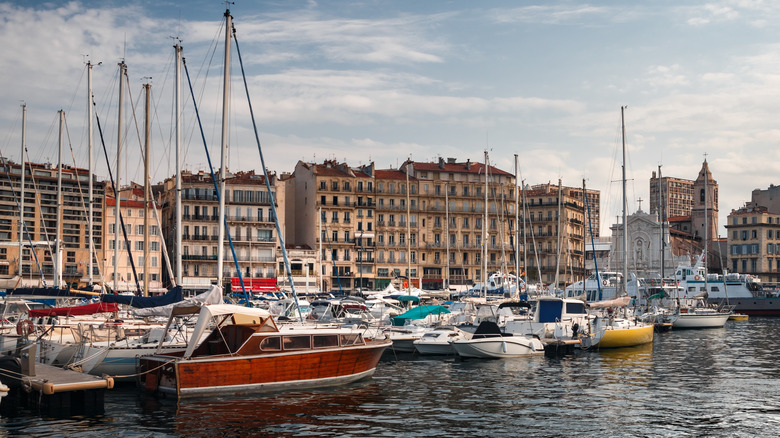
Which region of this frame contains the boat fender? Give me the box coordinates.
[572,323,579,337]
[501,341,507,354]
[16,319,34,336]
[43,382,55,395]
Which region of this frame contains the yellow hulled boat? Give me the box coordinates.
[729,313,749,321]
[594,318,654,349]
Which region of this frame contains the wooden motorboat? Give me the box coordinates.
[139,304,391,398]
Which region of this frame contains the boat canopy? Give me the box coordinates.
[101,286,183,308]
[183,303,273,358]
[390,304,450,326]
[588,296,631,308]
[28,301,119,317]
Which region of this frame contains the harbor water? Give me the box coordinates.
[2,318,780,437]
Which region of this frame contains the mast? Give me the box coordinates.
[174,43,183,287]
[554,178,562,291]
[621,106,628,296]
[658,165,664,278]
[445,180,450,291]
[217,9,232,288]
[18,104,26,279]
[406,164,411,294]
[143,82,151,296]
[56,110,64,288]
[483,150,488,298]
[318,206,323,291]
[87,62,95,286]
[514,154,519,294]
[703,156,708,291]
[521,178,528,288]
[114,61,126,293]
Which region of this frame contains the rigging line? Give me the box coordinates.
[120,73,145,294]
[0,155,47,287]
[0,108,22,153]
[23,134,56,264]
[93,83,141,296]
[183,56,248,301]
[63,113,105,283]
[234,22,305,320]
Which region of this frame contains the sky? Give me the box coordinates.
[1,0,780,237]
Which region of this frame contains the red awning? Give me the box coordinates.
[28,302,119,317]
[230,278,279,293]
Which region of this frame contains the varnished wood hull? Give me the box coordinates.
[139,339,390,398]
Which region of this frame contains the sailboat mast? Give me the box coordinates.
[704,155,708,289]
[521,179,528,288]
[174,44,183,287]
[445,181,450,291]
[621,106,628,296]
[658,165,664,278]
[56,110,64,288]
[406,165,411,293]
[115,61,126,293]
[87,62,94,286]
[514,154,519,293]
[217,9,232,288]
[483,150,488,298]
[143,83,151,296]
[18,104,26,279]
[555,178,562,290]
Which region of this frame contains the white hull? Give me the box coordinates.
[452,336,544,358]
[673,313,729,329]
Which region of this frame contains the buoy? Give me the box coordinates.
[16,319,34,336]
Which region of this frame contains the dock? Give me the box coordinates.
[542,338,581,357]
[0,343,113,416]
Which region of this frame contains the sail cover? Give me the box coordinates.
[28,301,119,317]
[101,285,183,308]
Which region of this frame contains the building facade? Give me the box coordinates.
[102,183,163,293]
[726,204,780,285]
[159,170,278,292]
[0,159,103,288]
[649,171,695,220]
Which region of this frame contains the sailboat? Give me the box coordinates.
[590,107,654,349]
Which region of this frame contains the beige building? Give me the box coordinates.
[726,204,780,285]
[520,182,586,288]
[374,167,419,289]
[102,183,164,293]
[649,171,695,220]
[0,159,103,288]
[159,170,278,293]
[404,158,517,289]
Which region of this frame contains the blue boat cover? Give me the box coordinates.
[390,304,451,326]
[101,286,183,308]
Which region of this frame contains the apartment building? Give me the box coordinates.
[649,171,695,220]
[403,158,517,289]
[519,182,586,288]
[726,204,780,284]
[102,183,163,293]
[374,168,419,289]
[158,170,278,292]
[0,158,103,288]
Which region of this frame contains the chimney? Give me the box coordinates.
[465,159,471,170]
[438,157,445,169]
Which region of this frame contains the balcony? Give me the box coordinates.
[182,254,217,261]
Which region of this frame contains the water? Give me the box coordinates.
[3,319,780,437]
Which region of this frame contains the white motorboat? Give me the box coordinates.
[673,302,731,329]
[413,326,467,355]
[451,321,544,358]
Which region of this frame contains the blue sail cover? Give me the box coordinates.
[101,286,183,308]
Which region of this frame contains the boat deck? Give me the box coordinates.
[23,363,114,395]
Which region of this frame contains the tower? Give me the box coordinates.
[691,159,718,243]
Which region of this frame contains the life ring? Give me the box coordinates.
[520,284,526,291]
[16,319,34,336]
[694,275,701,281]
[650,280,657,286]
[602,280,608,286]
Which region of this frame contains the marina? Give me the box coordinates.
[0,318,776,436]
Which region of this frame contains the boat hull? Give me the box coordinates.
[673,314,729,329]
[413,341,454,355]
[140,340,390,398]
[708,297,780,316]
[452,337,544,358]
[595,324,654,349]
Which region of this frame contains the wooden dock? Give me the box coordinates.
[542,338,581,357]
[0,343,113,417]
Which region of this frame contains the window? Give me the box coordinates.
[283,335,311,350]
[313,335,339,348]
[260,336,281,351]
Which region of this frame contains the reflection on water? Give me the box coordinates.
[3,319,780,437]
